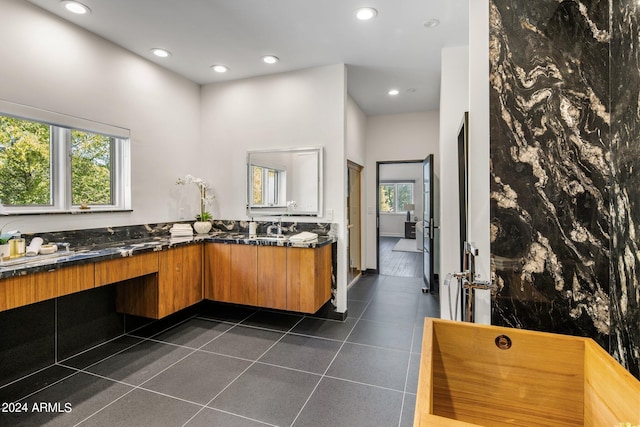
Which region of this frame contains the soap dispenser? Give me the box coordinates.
[249,218,257,237]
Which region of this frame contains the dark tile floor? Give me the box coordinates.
[0,274,439,427]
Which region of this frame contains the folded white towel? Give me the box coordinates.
[170,230,193,237]
[26,237,43,256]
[171,223,193,230]
[289,231,318,242]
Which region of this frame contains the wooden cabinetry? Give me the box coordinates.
[204,242,332,314]
[0,264,94,312]
[158,244,202,317]
[116,245,202,319]
[95,252,158,287]
[257,245,287,310]
[286,244,332,313]
[204,243,257,306]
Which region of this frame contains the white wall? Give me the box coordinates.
[364,111,439,270]
[199,64,349,312]
[468,0,491,324]
[0,0,201,233]
[439,46,469,320]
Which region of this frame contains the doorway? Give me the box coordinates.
[376,160,425,277]
[347,161,363,285]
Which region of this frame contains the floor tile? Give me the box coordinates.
[292,377,403,427]
[411,326,424,354]
[361,300,418,325]
[347,319,414,351]
[60,335,144,369]
[0,365,76,403]
[201,325,283,360]
[406,352,421,394]
[143,351,250,404]
[75,340,193,385]
[344,300,367,318]
[290,316,357,341]
[150,318,234,348]
[78,388,200,426]
[326,342,410,391]
[347,286,376,303]
[240,310,303,331]
[0,372,132,427]
[210,363,320,426]
[400,392,417,427]
[259,334,342,374]
[185,407,270,427]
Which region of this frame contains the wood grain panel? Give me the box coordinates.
[229,244,257,306]
[584,340,640,426]
[115,275,159,319]
[158,244,202,317]
[287,245,331,313]
[204,243,231,301]
[95,252,158,287]
[417,319,585,426]
[54,264,95,296]
[0,264,94,311]
[257,245,287,310]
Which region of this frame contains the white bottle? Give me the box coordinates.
[249,219,257,237]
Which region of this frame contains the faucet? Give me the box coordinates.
[266,217,283,236]
[453,242,494,323]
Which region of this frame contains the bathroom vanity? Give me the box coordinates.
[0,225,335,319]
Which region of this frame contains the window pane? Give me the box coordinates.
[0,115,51,206]
[266,169,277,205]
[379,184,395,212]
[71,130,113,205]
[397,183,413,211]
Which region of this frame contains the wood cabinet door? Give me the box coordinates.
[204,243,231,302]
[158,244,202,317]
[257,245,287,310]
[229,244,257,306]
[287,245,331,313]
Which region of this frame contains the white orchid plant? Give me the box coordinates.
[176,174,215,222]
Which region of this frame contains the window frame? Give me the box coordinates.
[251,164,286,208]
[379,181,414,214]
[0,100,131,215]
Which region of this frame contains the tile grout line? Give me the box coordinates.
[180,313,306,427]
[288,285,377,426]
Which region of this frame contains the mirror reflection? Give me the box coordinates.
[247,147,323,216]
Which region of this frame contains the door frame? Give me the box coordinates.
[347,160,363,285]
[376,159,425,274]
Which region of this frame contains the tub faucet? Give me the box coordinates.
[455,242,494,323]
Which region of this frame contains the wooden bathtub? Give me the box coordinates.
[414,319,640,427]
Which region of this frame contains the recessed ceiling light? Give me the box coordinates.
[211,65,229,73]
[388,89,400,96]
[424,19,440,28]
[150,48,171,58]
[262,55,279,64]
[355,7,378,21]
[61,1,90,15]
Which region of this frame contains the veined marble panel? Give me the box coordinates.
[610,0,640,378]
[489,0,611,349]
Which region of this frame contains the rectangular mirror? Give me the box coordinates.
[247,147,323,216]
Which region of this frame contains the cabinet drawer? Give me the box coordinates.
[95,252,159,287]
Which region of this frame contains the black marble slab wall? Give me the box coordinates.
[490,0,639,378]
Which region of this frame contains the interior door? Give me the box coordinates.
[423,154,435,292]
[347,161,363,284]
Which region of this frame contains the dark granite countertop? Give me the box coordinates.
[0,231,335,279]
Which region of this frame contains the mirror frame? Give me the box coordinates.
[246,147,323,217]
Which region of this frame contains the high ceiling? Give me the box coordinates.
[27,0,469,116]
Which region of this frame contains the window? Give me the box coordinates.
[251,165,285,207]
[379,181,414,213]
[0,102,130,214]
